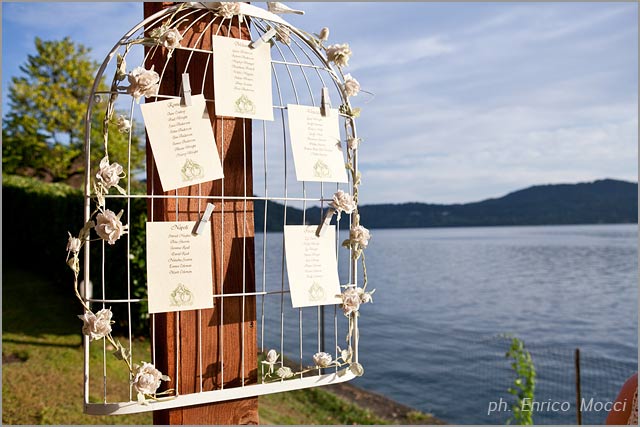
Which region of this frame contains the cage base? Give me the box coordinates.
[84,370,356,415]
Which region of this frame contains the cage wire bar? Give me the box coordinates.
[82,3,360,415]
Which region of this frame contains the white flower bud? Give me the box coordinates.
[318,27,330,42]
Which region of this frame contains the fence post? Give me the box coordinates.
[144,3,258,424]
[575,348,582,425]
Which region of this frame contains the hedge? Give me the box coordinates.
[2,174,149,335]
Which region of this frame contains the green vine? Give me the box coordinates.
[505,337,536,425]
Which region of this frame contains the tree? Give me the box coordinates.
[2,37,144,186]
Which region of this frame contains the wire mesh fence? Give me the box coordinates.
[455,334,636,425]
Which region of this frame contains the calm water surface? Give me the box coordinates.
[256,224,637,424]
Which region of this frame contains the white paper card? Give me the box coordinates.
[146,221,214,314]
[212,35,274,121]
[287,104,348,183]
[284,225,342,308]
[140,94,223,192]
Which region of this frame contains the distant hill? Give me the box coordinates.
[255,179,638,231]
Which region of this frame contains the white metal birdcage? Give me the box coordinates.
[81,2,364,415]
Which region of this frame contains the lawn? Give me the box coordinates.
[2,266,390,425]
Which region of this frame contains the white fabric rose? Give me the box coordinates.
[159,28,182,50]
[216,2,241,18]
[116,115,131,134]
[95,209,127,245]
[342,74,360,97]
[96,157,124,190]
[276,366,294,379]
[340,287,361,316]
[313,352,333,368]
[326,43,352,68]
[127,66,160,102]
[350,224,371,249]
[330,190,356,216]
[132,362,166,396]
[78,308,112,341]
[67,233,82,253]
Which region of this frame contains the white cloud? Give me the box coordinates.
[349,36,455,72]
[2,2,637,205]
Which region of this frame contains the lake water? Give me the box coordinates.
[255,224,638,424]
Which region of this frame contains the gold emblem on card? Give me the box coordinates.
[313,159,331,178]
[181,158,204,182]
[170,283,194,307]
[235,94,256,115]
[308,281,325,302]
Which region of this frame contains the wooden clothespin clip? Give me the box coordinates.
[315,208,336,237]
[192,203,215,235]
[249,27,277,49]
[180,73,192,107]
[320,87,331,117]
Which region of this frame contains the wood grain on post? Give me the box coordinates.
[144,3,258,424]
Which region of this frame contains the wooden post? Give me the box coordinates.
[575,348,582,425]
[144,3,258,424]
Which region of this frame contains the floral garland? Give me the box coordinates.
[67,2,374,403]
[262,22,375,381]
[66,3,189,405]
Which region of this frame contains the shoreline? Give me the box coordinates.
[262,350,446,424]
[324,381,446,425]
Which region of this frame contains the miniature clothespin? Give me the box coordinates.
[180,73,192,106]
[320,87,331,117]
[249,27,277,49]
[192,203,215,235]
[315,208,336,237]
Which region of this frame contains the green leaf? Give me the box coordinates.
[3,37,145,181]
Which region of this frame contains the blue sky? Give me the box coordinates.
[2,2,638,204]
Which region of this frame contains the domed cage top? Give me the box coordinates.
[79,2,366,415]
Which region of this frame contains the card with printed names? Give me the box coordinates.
[287,104,348,183]
[146,221,214,314]
[284,225,342,308]
[140,94,224,192]
[212,35,274,121]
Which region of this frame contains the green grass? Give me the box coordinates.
[2,266,393,425]
[260,387,388,425]
[2,267,152,425]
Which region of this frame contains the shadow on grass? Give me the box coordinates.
[3,266,80,337]
[2,337,80,348]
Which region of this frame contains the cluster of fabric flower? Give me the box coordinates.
[261,347,364,382]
